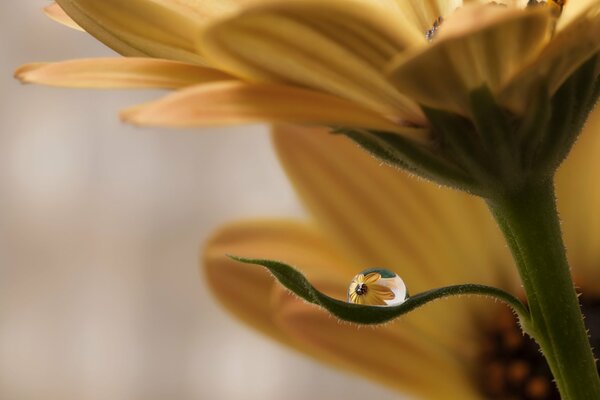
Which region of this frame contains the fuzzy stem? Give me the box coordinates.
[488,179,600,399]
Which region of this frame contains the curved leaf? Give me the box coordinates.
[230,256,529,325]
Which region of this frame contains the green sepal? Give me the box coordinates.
[333,128,480,195]
[536,56,600,174]
[230,256,529,325]
[514,82,551,173]
[421,106,497,190]
[468,87,519,185]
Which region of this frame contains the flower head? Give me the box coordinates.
[16,0,600,195]
[15,1,600,397]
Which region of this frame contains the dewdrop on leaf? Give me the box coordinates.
[348,268,407,306]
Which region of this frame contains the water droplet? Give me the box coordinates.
[347,268,407,306]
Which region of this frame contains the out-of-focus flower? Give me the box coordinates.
[15,1,600,141]
[203,108,600,399]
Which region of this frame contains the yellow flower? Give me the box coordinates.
[15,0,600,142]
[203,108,600,399]
[347,270,406,306]
[13,2,600,396]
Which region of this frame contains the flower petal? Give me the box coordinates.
[272,124,518,347]
[200,0,424,121]
[43,2,84,31]
[363,272,382,285]
[54,0,219,63]
[203,219,356,344]
[387,4,553,114]
[272,124,514,291]
[391,0,462,33]
[558,0,599,30]
[556,105,600,292]
[14,58,233,89]
[501,1,600,110]
[274,291,482,399]
[120,81,426,139]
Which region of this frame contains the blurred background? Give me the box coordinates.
[0,2,401,399]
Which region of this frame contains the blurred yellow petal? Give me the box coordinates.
[203,219,356,343]
[200,0,424,120]
[392,0,462,32]
[558,0,599,30]
[387,4,553,114]
[15,58,233,89]
[274,291,481,399]
[43,2,83,31]
[556,106,600,291]
[121,81,425,138]
[55,0,213,63]
[272,124,516,351]
[272,125,513,292]
[501,2,600,110]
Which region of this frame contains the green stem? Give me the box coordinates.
[487,180,600,399]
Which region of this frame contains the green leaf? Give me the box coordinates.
[230,256,529,325]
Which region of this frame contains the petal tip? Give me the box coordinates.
[119,108,140,124]
[43,2,84,31]
[119,105,155,127]
[13,63,43,84]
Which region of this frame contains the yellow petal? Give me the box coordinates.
[120,81,425,139]
[203,218,356,344]
[556,105,600,293]
[274,291,481,399]
[200,0,424,121]
[272,124,513,291]
[370,284,395,298]
[363,272,381,285]
[501,1,600,110]
[43,2,84,31]
[558,0,600,30]
[55,0,216,63]
[392,0,462,33]
[355,283,395,305]
[15,58,233,89]
[387,4,553,114]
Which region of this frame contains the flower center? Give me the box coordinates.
[355,283,368,295]
[478,294,600,399]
